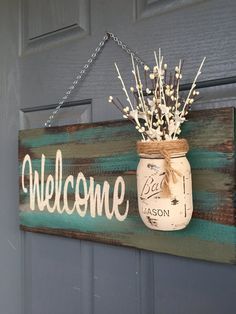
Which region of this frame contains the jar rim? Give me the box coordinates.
[137,138,189,156]
[139,152,187,158]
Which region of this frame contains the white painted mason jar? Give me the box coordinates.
[136,139,193,231]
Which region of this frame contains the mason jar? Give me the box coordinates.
[136,139,193,231]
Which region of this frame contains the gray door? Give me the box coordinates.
[0,0,236,313]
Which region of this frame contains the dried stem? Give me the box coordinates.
[114,62,134,111]
[181,57,206,116]
[175,59,182,111]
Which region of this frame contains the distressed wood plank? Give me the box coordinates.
[19,107,236,264]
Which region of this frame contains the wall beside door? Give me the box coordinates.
[0,1,22,314]
[0,0,235,314]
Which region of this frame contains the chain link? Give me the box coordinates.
[107,32,145,66]
[45,32,146,127]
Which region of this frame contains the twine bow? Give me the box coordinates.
[159,149,181,198]
[137,139,189,198]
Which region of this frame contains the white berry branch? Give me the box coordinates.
[109,51,206,142]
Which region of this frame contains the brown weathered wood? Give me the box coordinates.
[19,107,236,264]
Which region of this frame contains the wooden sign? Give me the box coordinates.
[19,107,236,264]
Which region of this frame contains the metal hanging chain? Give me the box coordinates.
[45,32,146,127]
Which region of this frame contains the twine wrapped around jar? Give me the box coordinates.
[137,139,189,198]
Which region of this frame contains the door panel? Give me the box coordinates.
[20,100,91,128]
[154,254,236,314]
[93,245,141,314]
[0,0,235,313]
[24,234,81,314]
[20,0,90,54]
[93,248,156,314]
[27,0,81,39]
[20,0,236,313]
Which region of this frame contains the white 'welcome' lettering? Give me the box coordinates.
[21,149,129,222]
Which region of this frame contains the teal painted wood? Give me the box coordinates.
[19,107,236,264]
